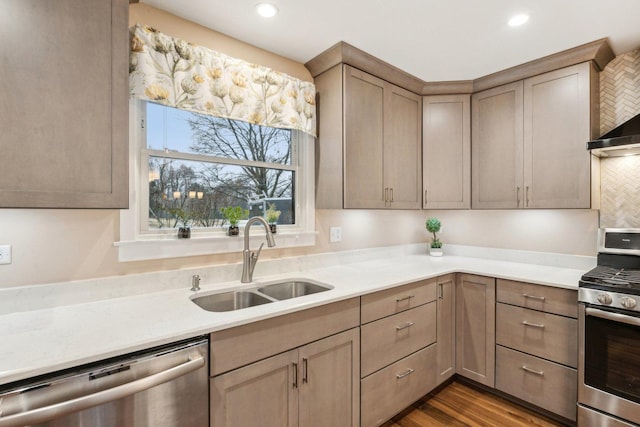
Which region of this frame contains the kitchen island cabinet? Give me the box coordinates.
[0,0,129,208]
[315,64,422,209]
[422,95,471,209]
[472,62,597,209]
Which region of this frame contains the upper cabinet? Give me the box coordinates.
[315,64,422,209]
[423,95,471,209]
[0,0,129,208]
[472,62,597,209]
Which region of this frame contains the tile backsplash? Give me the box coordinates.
[600,156,640,228]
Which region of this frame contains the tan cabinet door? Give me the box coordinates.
[423,95,471,209]
[472,81,524,209]
[456,274,496,387]
[523,62,594,208]
[436,274,456,385]
[343,66,386,208]
[298,328,360,427]
[385,85,422,209]
[211,350,299,427]
[0,0,128,208]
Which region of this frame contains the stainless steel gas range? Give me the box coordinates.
[578,228,640,426]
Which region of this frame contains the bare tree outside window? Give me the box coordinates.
[145,103,295,231]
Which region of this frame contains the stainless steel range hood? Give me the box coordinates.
[587,113,640,157]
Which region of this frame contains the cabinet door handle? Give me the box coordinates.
[438,283,443,299]
[516,186,520,207]
[521,365,544,376]
[396,295,414,303]
[302,358,308,384]
[390,187,394,203]
[522,293,546,301]
[424,189,428,206]
[525,186,530,207]
[396,321,415,331]
[521,320,545,329]
[292,362,298,388]
[396,368,415,379]
[384,187,389,206]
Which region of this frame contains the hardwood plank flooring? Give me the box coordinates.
[381,381,567,427]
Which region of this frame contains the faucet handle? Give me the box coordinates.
[253,243,265,261]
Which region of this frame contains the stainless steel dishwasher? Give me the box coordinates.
[0,337,208,427]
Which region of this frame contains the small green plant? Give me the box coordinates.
[220,206,249,227]
[425,217,442,248]
[265,203,281,224]
[167,207,191,228]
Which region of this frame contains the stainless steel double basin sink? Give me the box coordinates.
[191,280,333,312]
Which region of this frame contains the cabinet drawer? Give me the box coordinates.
[496,303,577,367]
[361,302,436,377]
[497,279,577,318]
[361,344,437,427]
[361,279,437,324]
[210,298,360,376]
[496,345,577,421]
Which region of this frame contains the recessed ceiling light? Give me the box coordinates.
[508,14,529,27]
[256,3,279,18]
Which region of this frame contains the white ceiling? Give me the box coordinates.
[141,0,640,82]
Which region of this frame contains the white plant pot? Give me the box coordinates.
[429,247,443,257]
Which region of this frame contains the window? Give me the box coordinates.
[117,100,315,262]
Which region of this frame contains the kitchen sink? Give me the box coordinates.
[191,279,333,312]
[191,290,273,312]
[257,281,332,300]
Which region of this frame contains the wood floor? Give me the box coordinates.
[381,381,568,427]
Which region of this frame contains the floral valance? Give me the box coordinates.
[129,24,316,137]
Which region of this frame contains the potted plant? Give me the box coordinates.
[220,206,249,236]
[426,217,443,256]
[168,207,192,239]
[265,203,281,233]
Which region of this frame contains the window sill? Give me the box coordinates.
[115,230,316,262]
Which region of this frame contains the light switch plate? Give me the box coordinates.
[0,245,11,265]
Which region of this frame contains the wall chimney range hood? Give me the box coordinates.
[588,113,640,157]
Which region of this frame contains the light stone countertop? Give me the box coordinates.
[0,244,595,387]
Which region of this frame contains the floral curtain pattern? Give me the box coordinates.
[129,24,316,137]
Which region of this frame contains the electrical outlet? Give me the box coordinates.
[0,245,11,265]
[329,227,342,243]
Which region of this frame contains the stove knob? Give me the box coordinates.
[620,297,637,309]
[597,293,613,305]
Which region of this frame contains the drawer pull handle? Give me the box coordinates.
[292,362,298,389]
[522,293,546,301]
[396,368,415,379]
[396,295,414,303]
[396,322,415,331]
[521,365,544,376]
[521,320,545,329]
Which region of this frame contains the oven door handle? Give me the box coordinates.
[586,307,640,327]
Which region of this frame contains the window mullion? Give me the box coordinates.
[144,148,296,172]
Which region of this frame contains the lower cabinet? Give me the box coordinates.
[495,279,578,422]
[361,344,437,427]
[455,274,496,387]
[211,328,360,427]
[436,274,456,385]
[495,346,577,421]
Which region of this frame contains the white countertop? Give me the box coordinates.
[0,245,593,387]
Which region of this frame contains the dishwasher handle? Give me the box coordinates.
[0,354,205,427]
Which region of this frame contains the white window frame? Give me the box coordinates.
[116,100,316,262]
